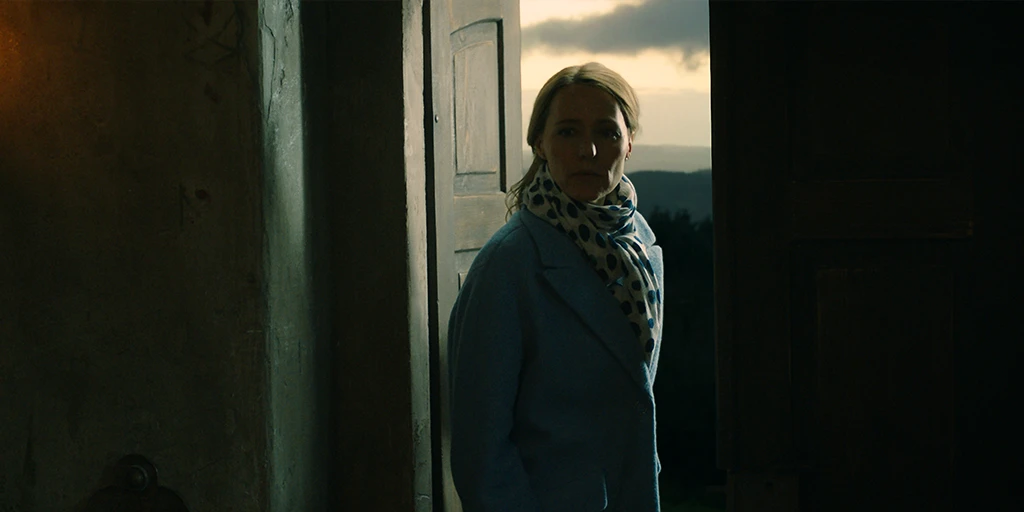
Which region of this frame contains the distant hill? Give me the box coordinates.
[522,144,711,173]
[627,145,711,173]
[628,169,712,221]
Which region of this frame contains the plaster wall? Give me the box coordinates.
[0,2,269,508]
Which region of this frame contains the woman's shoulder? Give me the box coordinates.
[632,210,657,246]
[468,210,541,274]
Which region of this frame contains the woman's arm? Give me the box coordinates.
[447,242,540,512]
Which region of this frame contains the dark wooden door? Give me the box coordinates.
[427,0,522,510]
[710,1,1024,510]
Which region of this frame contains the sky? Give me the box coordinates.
[519,0,711,148]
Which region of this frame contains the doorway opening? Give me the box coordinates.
[519,1,722,510]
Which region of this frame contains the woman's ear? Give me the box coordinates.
[534,145,547,161]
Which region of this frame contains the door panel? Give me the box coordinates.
[790,241,959,511]
[428,0,522,510]
[454,194,510,250]
[453,22,502,186]
[711,1,1023,510]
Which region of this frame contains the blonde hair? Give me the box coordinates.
[506,62,641,218]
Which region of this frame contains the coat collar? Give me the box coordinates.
[516,208,657,269]
[516,209,660,394]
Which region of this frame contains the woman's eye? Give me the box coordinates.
[557,128,575,136]
[605,130,622,140]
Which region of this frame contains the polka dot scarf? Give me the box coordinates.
[524,164,662,367]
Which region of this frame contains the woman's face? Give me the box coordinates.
[535,84,632,204]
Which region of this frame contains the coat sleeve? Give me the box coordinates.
[447,239,541,512]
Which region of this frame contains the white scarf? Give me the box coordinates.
[524,164,662,367]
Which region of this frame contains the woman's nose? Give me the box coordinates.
[578,140,597,158]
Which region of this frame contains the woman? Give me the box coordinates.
[448,62,664,512]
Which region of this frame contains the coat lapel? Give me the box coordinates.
[518,210,656,394]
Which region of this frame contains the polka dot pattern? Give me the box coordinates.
[524,164,663,367]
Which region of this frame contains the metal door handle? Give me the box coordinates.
[83,454,189,511]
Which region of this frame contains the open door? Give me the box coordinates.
[711,2,1024,510]
[426,0,523,510]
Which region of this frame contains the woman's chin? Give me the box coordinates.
[565,185,611,204]
[566,190,601,204]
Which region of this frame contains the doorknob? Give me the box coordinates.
[82,454,190,512]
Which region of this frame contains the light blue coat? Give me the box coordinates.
[448,208,664,512]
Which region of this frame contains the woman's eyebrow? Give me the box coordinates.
[554,117,619,125]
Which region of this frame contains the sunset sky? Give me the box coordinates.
[519,0,711,148]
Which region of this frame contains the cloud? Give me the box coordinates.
[522,0,710,70]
